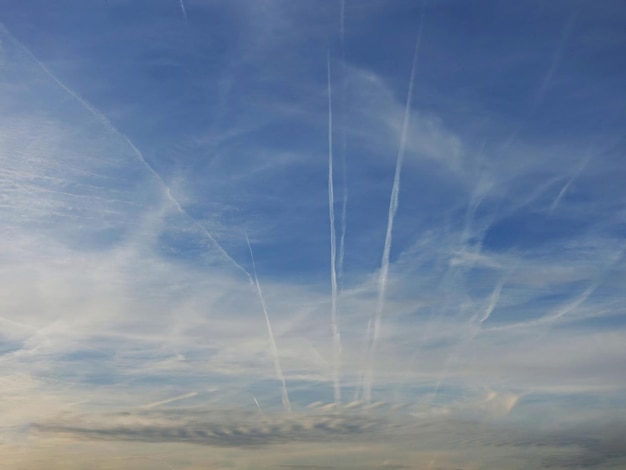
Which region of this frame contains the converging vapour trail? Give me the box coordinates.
[0,24,249,278]
[363,16,425,403]
[178,0,188,20]
[245,233,292,413]
[327,51,342,405]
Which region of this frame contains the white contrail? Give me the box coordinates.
[141,391,198,409]
[430,267,512,404]
[327,51,342,405]
[502,2,581,149]
[550,149,592,213]
[337,0,349,293]
[178,0,188,20]
[253,396,264,415]
[245,233,292,413]
[478,279,506,324]
[340,0,345,39]
[484,283,597,335]
[5,23,296,416]
[533,1,581,108]
[1,25,250,278]
[363,16,425,403]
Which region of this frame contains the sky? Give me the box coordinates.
[1,0,626,468]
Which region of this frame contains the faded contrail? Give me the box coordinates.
[340,0,345,39]
[338,0,349,293]
[502,1,582,148]
[253,396,264,415]
[141,391,198,409]
[5,22,296,416]
[245,233,292,413]
[363,15,425,403]
[178,0,188,20]
[327,51,342,405]
[430,267,512,404]
[533,1,581,109]
[550,149,592,213]
[478,278,506,324]
[1,24,250,278]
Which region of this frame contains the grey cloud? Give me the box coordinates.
[35,408,386,448]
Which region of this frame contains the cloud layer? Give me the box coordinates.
[1,0,626,468]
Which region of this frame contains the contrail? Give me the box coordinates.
[327,51,342,405]
[253,396,264,415]
[178,0,188,20]
[245,233,292,413]
[363,15,425,403]
[337,0,349,293]
[478,278,506,324]
[430,267,512,404]
[340,0,346,39]
[502,1,582,149]
[1,24,250,278]
[4,23,297,415]
[533,0,581,109]
[550,149,592,213]
[141,391,198,409]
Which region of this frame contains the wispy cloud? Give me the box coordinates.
[1,0,625,468]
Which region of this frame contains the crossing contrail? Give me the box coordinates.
[0,24,251,278]
[327,51,342,405]
[363,15,425,403]
[2,23,297,413]
[245,233,292,413]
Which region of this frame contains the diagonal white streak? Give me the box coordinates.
[363,17,425,403]
[141,392,198,409]
[550,148,593,213]
[327,51,342,405]
[253,396,264,415]
[178,0,188,20]
[4,24,298,411]
[1,24,250,278]
[245,233,292,413]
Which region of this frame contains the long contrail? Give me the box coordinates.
[178,0,188,20]
[1,24,250,278]
[245,233,292,413]
[141,391,198,409]
[337,0,349,293]
[327,51,342,405]
[363,16,425,403]
[5,22,295,414]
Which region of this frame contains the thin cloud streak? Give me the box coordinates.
[0,23,250,279]
[364,14,425,403]
[140,392,198,410]
[178,0,187,20]
[327,50,342,405]
[245,232,292,413]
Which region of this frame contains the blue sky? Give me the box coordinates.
[1,0,626,468]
